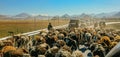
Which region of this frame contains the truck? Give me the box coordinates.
[68,19,79,29]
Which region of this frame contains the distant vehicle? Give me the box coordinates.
[68,19,79,29]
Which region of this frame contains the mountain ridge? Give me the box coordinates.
[0,11,120,20]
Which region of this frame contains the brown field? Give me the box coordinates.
[0,19,69,38]
[0,18,120,38]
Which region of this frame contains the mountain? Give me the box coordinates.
[1,11,120,20]
[80,13,91,18]
[0,15,11,20]
[95,13,107,18]
[113,12,120,18]
[0,15,7,18]
[95,11,118,18]
[35,15,52,20]
[13,13,32,18]
[61,14,70,18]
[51,15,60,20]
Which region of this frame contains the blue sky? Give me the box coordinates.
[0,0,120,16]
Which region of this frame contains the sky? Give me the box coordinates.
[0,0,120,16]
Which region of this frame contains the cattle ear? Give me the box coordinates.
[22,49,28,53]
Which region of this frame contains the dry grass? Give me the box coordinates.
[0,19,69,38]
[0,18,119,38]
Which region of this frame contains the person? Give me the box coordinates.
[48,23,53,30]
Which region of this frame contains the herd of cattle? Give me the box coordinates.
[0,25,120,57]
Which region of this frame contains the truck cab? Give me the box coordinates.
[68,19,79,29]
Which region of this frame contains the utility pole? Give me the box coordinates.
[58,16,60,25]
[34,17,36,30]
